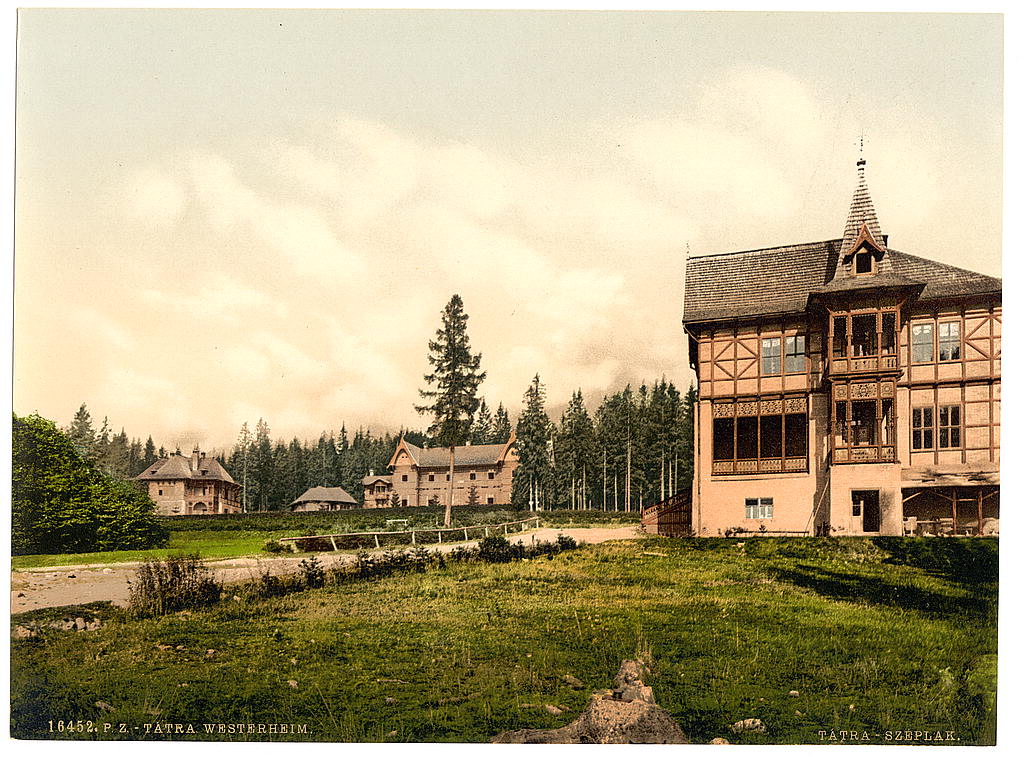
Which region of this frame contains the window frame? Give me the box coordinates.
[711,398,809,475]
[911,322,935,363]
[744,497,774,520]
[938,321,962,362]
[760,337,781,375]
[784,335,807,373]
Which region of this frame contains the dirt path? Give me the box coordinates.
[11,525,641,613]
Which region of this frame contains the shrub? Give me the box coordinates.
[479,536,522,563]
[299,556,326,588]
[128,554,220,616]
[263,538,288,553]
[12,413,169,555]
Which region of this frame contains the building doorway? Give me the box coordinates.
[853,490,880,532]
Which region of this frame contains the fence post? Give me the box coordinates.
[438,531,442,544]
[411,530,416,545]
[504,523,508,534]
[374,533,380,549]
[485,526,489,537]
[463,528,469,541]
[329,536,338,551]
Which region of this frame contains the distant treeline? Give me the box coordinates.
[59,376,694,514]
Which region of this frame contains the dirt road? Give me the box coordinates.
[11,525,641,613]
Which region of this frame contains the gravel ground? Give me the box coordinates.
[11,525,641,613]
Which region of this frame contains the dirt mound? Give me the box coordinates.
[492,659,687,744]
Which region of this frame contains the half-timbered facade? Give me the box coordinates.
[682,159,1000,537]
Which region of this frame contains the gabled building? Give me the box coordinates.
[289,485,359,512]
[361,473,394,509]
[682,159,1000,537]
[381,437,518,507]
[136,446,242,516]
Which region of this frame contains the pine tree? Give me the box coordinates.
[512,375,554,510]
[67,403,97,460]
[470,399,496,444]
[252,418,273,511]
[416,294,486,527]
[143,436,157,467]
[493,403,513,443]
[554,389,598,509]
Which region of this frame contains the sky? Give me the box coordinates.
[12,9,1003,452]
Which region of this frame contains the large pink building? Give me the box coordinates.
[367,437,518,508]
[681,160,1000,537]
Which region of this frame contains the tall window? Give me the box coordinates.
[912,323,934,362]
[912,407,934,450]
[761,337,781,374]
[938,322,961,361]
[784,336,806,372]
[745,498,774,520]
[851,314,877,357]
[938,405,962,448]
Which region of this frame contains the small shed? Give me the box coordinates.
[290,486,359,512]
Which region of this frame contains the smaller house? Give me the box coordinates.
[361,473,394,509]
[289,486,359,512]
[136,446,241,516]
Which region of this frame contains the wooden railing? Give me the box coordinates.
[640,492,692,537]
[277,516,542,553]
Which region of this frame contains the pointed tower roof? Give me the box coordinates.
[839,157,886,258]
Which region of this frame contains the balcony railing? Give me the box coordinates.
[828,354,899,376]
[712,457,808,475]
[832,446,896,464]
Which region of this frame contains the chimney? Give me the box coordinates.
[191,445,200,472]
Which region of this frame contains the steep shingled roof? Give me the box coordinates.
[290,486,358,506]
[360,474,393,486]
[683,244,1000,325]
[839,159,886,258]
[399,440,512,468]
[136,454,238,484]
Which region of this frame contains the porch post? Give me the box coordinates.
[951,487,958,534]
[977,489,985,535]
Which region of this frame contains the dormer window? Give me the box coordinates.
[854,250,874,275]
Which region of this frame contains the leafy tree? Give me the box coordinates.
[512,375,554,510]
[12,413,168,555]
[416,294,486,527]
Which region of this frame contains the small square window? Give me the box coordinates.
[487,497,495,505]
[402,474,408,482]
[470,472,476,480]
[488,472,495,480]
[744,497,773,520]
[428,474,435,482]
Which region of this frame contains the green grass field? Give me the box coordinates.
[10,537,997,744]
[11,508,638,569]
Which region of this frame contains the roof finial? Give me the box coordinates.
[857,134,867,174]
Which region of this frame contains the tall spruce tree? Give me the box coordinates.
[554,389,598,509]
[470,399,495,444]
[493,403,513,443]
[416,294,486,527]
[512,375,554,510]
[67,403,97,460]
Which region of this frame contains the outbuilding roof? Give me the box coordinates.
[290,486,358,506]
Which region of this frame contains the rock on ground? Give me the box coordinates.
[492,659,687,745]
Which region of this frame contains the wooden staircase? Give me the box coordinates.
[640,491,693,537]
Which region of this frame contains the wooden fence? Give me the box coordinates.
[277,516,543,553]
[640,492,692,537]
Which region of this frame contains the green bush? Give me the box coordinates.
[128,554,220,616]
[298,556,326,588]
[12,413,168,555]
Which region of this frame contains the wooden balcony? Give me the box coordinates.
[712,457,809,475]
[828,354,900,377]
[833,446,896,464]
